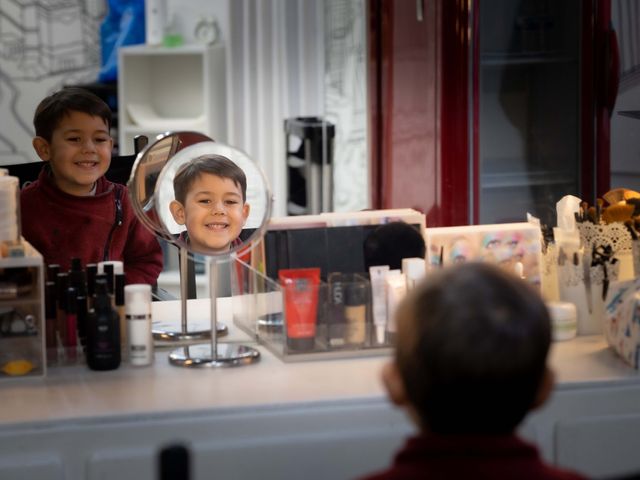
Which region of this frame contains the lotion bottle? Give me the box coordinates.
[87,279,121,371]
[125,284,154,366]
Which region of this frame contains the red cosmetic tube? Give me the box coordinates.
[279,268,321,352]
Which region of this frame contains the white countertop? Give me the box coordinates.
[0,298,638,429]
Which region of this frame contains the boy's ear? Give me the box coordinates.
[32,137,51,161]
[242,203,250,225]
[531,366,555,410]
[381,361,409,407]
[169,200,186,225]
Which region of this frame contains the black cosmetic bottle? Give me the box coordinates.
[86,279,121,371]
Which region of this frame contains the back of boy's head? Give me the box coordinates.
[33,87,112,142]
[364,221,426,270]
[173,154,247,204]
[395,262,551,435]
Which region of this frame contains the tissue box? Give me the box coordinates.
[604,277,640,368]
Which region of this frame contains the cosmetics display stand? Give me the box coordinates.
[231,258,393,362]
[168,258,260,367]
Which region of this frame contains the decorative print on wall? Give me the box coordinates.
[0,0,105,166]
[324,0,368,212]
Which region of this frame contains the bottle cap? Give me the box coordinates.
[125,284,152,315]
[70,257,82,272]
[115,273,126,306]
[402,257,426,281]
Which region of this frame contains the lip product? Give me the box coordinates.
[115,273,126,354]
[385,270,407,342]
[125,284,154,366]
[76,294,88,350]
[369,265,390,345]
[45,281,57,365]
[344,280,367,346]
[279,268,321,352]
[65,287,78,362]
[87,279,121,371]
[68,257,87,296]
[55,272,68,358]
[402,257,426,290]
[47,264,61,283]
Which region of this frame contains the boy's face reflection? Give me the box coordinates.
[170,173,250,254]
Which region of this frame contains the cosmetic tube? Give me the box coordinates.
[385,270,406,341]
[125,284,154,366]
[402,257,426,291]
[68,257,87,296]
[344,282,367,346]
[45,281,57,365]
[65,287,78,362]
[327,272,349,347]
[115,273,126,354]
[369,265,390,345]
[47,264,60,283]
[87,279,121,371]
[279,268,321,352]
[76,294,88,349]
[55,272,68,357]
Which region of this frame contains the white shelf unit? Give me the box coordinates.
[117,44,227,154]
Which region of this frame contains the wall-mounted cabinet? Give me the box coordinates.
[117,44,227,155]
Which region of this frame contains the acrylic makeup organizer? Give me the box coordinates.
[231,258,393,362]
[0,240,46,379]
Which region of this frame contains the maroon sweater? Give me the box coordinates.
[358,434,587,480]
[20,169,163,285]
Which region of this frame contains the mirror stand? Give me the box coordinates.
[153,247,228,343]
[168,257,260,367]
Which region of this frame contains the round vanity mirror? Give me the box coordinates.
[128,132,272,367]
[153,140,272,259]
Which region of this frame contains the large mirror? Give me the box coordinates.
[128,131,272,367]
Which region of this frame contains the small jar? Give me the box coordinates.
[547,301,577,341]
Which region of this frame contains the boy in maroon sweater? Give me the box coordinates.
[359,262,586,480]
[20,87,163,285]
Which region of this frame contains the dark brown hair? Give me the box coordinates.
[33,87,112,141]
[395,262,551,434]
[173,154,247,204]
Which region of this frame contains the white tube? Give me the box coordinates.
[125,284,154,366]
[402,257,426,290]
[369,265,390,344]
[385,270,406,337]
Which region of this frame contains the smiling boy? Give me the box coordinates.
[20,87,163,284]
[169,154,250,255]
